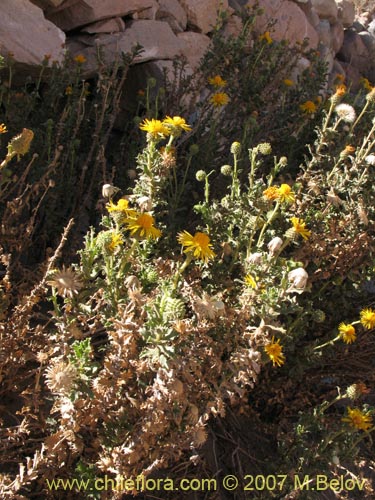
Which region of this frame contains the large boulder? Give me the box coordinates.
[0,0,65,67]
[67,20,185,76]
[336,0,355,28]
[252,0,319,48]
[311,0,338,23]
[47,0,156,31]
[156,0,188,33]
[179,0,229,34]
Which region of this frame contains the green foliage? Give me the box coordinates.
[1,7,375,500]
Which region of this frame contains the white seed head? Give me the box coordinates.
[334,103,356,123]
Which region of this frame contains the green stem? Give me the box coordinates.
[172,254,193,291]
[314,334,340,351]
[350,99,370,133]
[256,201,280,247]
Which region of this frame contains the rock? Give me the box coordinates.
[253,0,319,48]
[67,20,185,76]
[298,3,320,29]
[177,32,211,70]
[316,19,331,47]
[337,29,369,75]
[30,0,66,9]
[336,0,355,28]
[133,0,159,20]
[47,0,156,31]
[368,19,375,36]
[330,21,344,54]
[222,14,243,37]
[358,31,375,53]
[311,0,338,23]
[330,58,346,80]
[352,20,368,32]
[179,0,229,34]
[81,17,125,34]
[0,0,65,68]
[156,0,188,33]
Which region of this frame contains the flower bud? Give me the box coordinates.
[189,144,199,156]
[257,142,272,155]
[220,164,232,176]
[196,170,206,182]
[230,141,241,155]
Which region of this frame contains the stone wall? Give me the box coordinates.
[1,0,375,90]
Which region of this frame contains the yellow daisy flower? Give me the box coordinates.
[107,198,137,219]
[74,54,86,64]
[300,100,317,114]
[245,274,257,289]
[263,186,279,201]
[0,123,7,134]
[210,92,230,107]
[334,84,347,97]
[360,77,373,91]
[265,337,285,367]
[290,217,311,240]
[360,308,375,330]
[139,118,170,138]
[338,323,356,344]
[208,75,227,88]
[177,231,215,263]
[277,184,295,204]
[283,79,294,87]
[259,31,272,44]
[108,233,123,253]
[342,407,372,431]
[126,213,161,240]
[163,116,192,133]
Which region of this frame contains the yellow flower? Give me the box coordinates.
[208,75,227,88]
[65,85,73,95]
[290,217,311,240]
[300,100,317,114]
[74,54,86,64]
[126,213,161,240]
[177,231,215,263]
[259,31,272,44]
[108,233,123,253]
[139,118,170,138]
[360,308,375,330]
[163,116,192,132]
[210,92,230,107]
[107,198,136,217]
[283,79,294,87]
[245,274,257,289]
[263,186,279,201]
[360,77,373,91]
[0,123,7,134]
[265,337,285,367]
[338,323,356,344]
[342,407,372,431]
[277,184,295,204]
[334,84,347,97]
